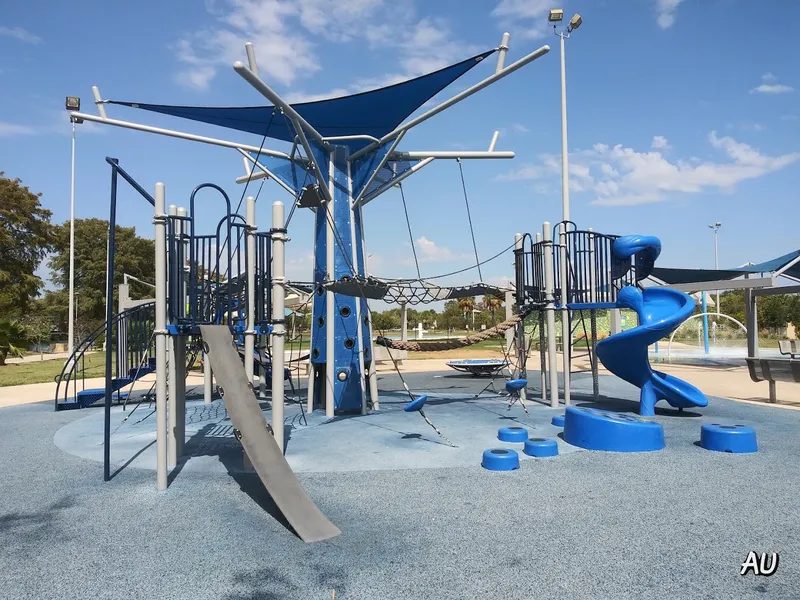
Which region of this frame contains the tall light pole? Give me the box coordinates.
[548,9,582,223]
[65,96,82,356]
[708,221,722,315]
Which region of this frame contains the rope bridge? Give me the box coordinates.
[375,305,534,352]
[322,276,511,306]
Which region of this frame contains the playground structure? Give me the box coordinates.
[510,222,709,416]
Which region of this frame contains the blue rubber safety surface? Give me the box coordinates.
[2,369,800,599]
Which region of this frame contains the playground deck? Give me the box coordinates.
[1,370,798,599]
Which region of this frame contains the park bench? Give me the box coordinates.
[745,357,800,403]
[778,339,799,358]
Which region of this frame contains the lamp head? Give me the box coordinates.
[548,9,564,22]
[65,96,80,111]
[569,13,582,30]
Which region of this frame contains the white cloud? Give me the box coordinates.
[491,0,553,41]
[0,26,42,44]
[511,123,530,134]
[782,114,798,121]
[751,83,794,94]
[497,132,800,207]
[174,0,476,96]
[750,72,794,94]
[651,135,671,149]
[414,237,468,263]
[0,122,36,137]
[655,0,686,29]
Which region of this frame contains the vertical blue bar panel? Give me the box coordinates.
[701,292,709,355]
[353,201,373,368]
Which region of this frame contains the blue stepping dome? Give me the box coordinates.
[482,448,520,471]
[404,394,428,412]
[563,406,665,452]
[551,414,565,427]
[700,423,757,454]
[523,438,559,457]
[497,426,528,443]
[505,378,527,394]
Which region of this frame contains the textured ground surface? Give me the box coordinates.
[1,370,799,599]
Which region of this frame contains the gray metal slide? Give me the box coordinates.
[199,325,341,543]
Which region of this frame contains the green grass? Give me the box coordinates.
[0,352,112,388]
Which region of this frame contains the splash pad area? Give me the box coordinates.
[2,368,799,599]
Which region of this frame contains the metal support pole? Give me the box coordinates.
[543,222,559,408]
[559,223,570,406]
[504,289,514,354]
[154,182,168,491]
[307,365,316,413]
[588,228,599,401]
[174,206,187,461]
[203,352,212,404]
[514,234,526,400]
[244,196,256,390]
[495,32,510,73]
[559,33,571,224]
[102,160,118,483]
[401,303,408,342]
[167,205,178,470]
[702,292,710,355]
[270,201,287,452]
[68,119,77,357]
[324,156,335,418]
[536,232,546,402]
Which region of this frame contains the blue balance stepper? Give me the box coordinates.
[700,423,758,454]
[505,379,527,394]
[498,426,528,443]
[404,394,428,412]
[563,406,665,452]
[481,448,520,471]
[551,414,565,427]
[523,438,559,457]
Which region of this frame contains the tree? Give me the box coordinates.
[371,310,400,332]
[48,218,155,328]
[17,313,55,360]
[0,172,55,315]
[0,320,25,366]
[457,296,476,328]
[482,293,504,323]
[440,300,466,331]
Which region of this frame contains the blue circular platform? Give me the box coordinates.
[497,426,528,443]
[700,423,758,454]
[551,414,565,427]
[481,448,520,471]
[563,406,665,452]
[523,438,558,457]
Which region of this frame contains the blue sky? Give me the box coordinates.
[2,0,798,298]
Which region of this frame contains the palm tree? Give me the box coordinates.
[482,293,503,322]
[457,296,476,329]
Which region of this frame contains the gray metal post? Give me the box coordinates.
[401,303,408,341]
[746,285,758,358]
[513,233,526,400]
[610,309,622,335]
[203,354,212,404]
[504,289,514,354]
[307,365,316,413]
[154,183,168,491]
[324,177,335,418]
[270,201,287,452]
[559,222,570,406]
[244,196,256,391]
[167,204,178,469]
[543,222,559,408]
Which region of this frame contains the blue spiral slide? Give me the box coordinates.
[595,236,708,416]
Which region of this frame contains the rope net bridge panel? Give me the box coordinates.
[322,276,511,306]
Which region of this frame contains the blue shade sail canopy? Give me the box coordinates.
[107,50,496,151]
[650,249,800,285]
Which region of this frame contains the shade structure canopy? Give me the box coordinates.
[107,50,496,152]
[650,249,800,285]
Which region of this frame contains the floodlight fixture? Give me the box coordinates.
[569,14,582,30]
[549,9,564,22]
[65,96,80,111]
